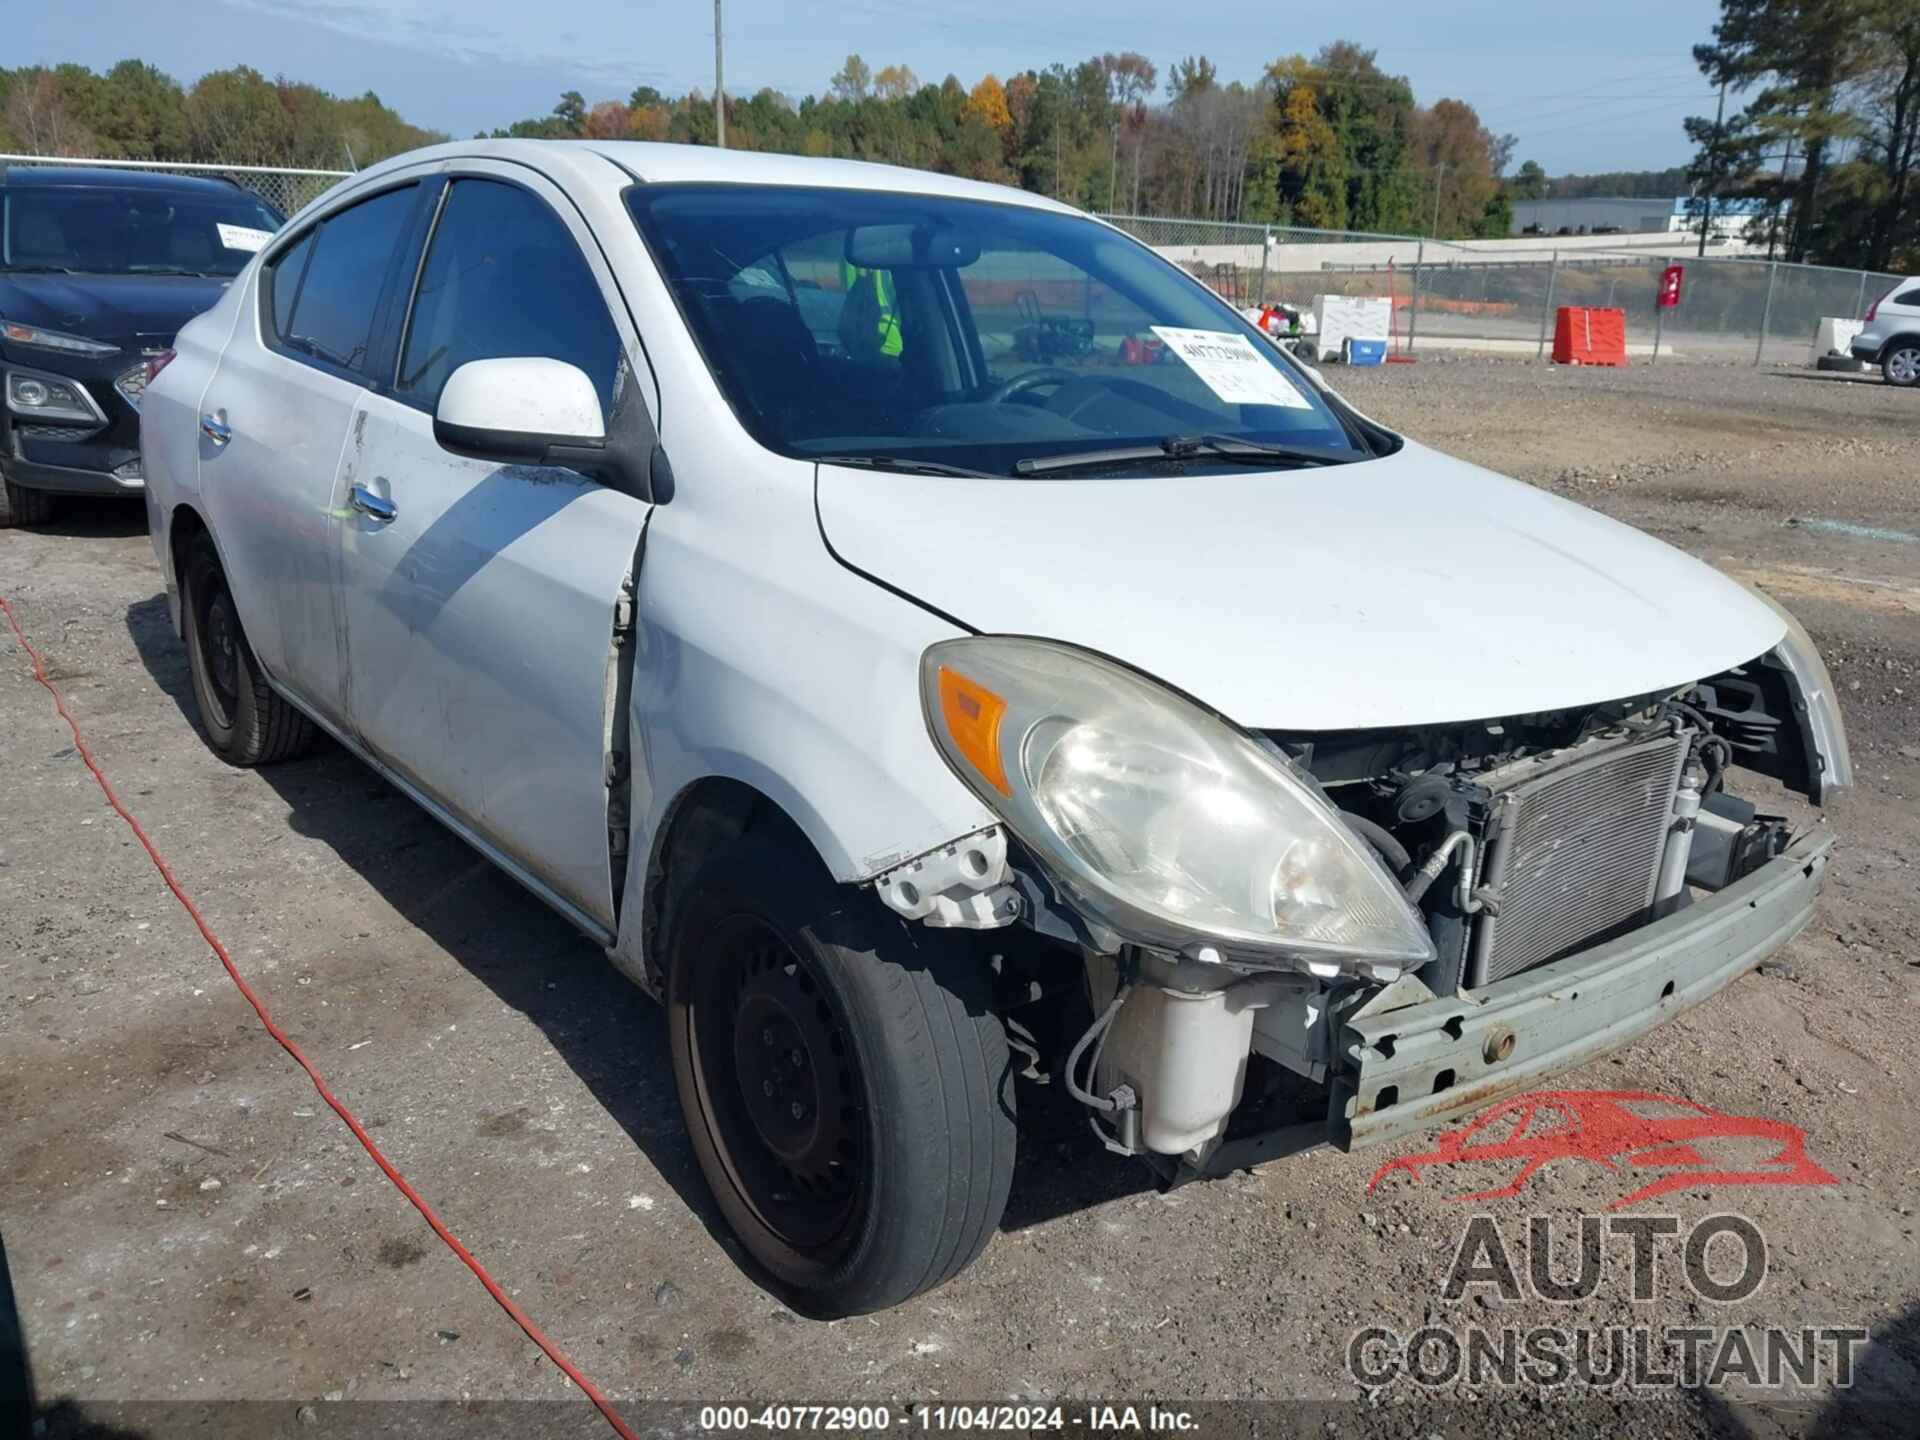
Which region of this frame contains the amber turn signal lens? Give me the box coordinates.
[936,665,1011,796]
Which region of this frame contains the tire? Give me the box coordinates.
[181,533,316,766]
[1884,342,1920,389]
[0,476,55,528]
[667,836,1016,1317]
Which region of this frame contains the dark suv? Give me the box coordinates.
[0,165,282,526]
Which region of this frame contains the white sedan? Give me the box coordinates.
[140,140,1849,1316]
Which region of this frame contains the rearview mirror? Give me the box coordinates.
[432,357,606,462]
[844,223,981,271]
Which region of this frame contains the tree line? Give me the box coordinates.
[14,30,1910,272]
[0,61,440,170]
[0,46,1532,240]
[488,44,1526,239]
[1687,0,1918,270]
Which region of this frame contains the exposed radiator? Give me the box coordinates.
[1467,730,1690,986]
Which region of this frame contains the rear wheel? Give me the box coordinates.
[181,534,315,765]
[0,477,54,528]
[667,836,1015,1317]
[1884,342,1920,388]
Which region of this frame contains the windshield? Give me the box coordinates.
[2,185,282,278]
[627,184,1368,476]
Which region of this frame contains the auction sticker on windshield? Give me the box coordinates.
[217,223,273,253]
[1150,326,1313,409]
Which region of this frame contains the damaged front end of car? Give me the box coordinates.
[873,612,1849,1188]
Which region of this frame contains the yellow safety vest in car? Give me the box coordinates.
[841,262,903,359]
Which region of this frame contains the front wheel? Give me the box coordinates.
[1884,342,1920,388]
[667,836,1016,1317]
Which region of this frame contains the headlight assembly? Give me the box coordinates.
[2,319,120,356]
[6,368,105,425]
[922,636,1435,972]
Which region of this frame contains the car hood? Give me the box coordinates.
[816,441,1788,730]
[0,272,229,352]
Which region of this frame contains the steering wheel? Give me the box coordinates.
[981,367,1079,405]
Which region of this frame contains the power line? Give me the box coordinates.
[1475,74,1711,124]
[1520,95,1709,142]
[1481,89,1719,130]
[1478,81,1716,118]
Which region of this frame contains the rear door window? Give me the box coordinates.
[395,178,623,420]
[270,185,416,376]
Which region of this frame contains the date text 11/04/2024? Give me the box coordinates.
[698,1405,1200,1432]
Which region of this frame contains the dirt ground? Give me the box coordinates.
[2,357,1916,1439]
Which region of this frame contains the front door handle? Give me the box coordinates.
[348,483,397,523]
[200,411,231,446]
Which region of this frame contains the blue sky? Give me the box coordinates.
[18,0,1726,175]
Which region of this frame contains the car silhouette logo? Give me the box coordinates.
[1366,1090,1839,1208]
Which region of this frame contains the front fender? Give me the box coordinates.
[608,489,996,980]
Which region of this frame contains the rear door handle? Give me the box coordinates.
[200,411,231,446]
[348,483,397,523]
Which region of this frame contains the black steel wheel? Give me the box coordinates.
[194,564,243,731]
[688,914,868,1255]
[181,532,315,766]
[668,834,1016,1317]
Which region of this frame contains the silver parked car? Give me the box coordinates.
[141,141,1850,1316]
[1852,279,1920,386]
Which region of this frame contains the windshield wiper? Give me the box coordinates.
[813,454,1001,479]
[129,266,219,278]
[1,264,78,275]
[1015,433,1356,476]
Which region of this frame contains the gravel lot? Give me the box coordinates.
[3,357,1916,1438]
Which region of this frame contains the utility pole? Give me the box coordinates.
[1108,122,1119,213]
[1430,161,1447,238]
[713,0,726,148]
[1697,78,1725,259]
[1768,139,1793,259]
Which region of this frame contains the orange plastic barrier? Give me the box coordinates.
[1552,306,1627,366]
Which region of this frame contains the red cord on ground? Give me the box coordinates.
[1,594,640,1440]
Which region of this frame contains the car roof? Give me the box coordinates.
[347,138,1081,217]
[0,163,251,199]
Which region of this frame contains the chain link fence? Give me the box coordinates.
[0,154,351,220]
[1099,211,1905,367]
[0,160,1896,368]
[1098,213,1426,313]
[1398,247,1903,365]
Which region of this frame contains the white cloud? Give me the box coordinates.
[227,0,668,88]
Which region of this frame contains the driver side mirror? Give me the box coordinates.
[434,356,603,458]
[433,357,666,504]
